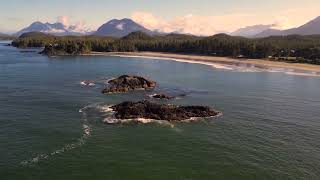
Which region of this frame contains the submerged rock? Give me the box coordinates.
[151,93,175,99]
[102,75,156,94]
[110,100,220,121]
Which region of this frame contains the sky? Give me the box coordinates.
[0,0,319,35]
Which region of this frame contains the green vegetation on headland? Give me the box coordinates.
[12,31,320,64]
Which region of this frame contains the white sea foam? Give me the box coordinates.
[210,63,234,70]
[285,72,320,77]
[148,93,158,98]
[103,117,175,128]
[96,105,114,113]
[80,81,96,86]
[80,81,87,86]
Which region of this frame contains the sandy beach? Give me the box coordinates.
[87,51,320,74]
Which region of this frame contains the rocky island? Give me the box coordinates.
[102,75,156,94]
[110,100,220,121]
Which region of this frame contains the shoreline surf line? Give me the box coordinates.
[81,51,320,77]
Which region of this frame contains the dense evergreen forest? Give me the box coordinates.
[11,31,320,64]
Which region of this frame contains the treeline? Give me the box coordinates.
[12,31,320,64]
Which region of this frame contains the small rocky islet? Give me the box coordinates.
[110,100,220,121]
[102,75,156,94]
[100,75,221,122]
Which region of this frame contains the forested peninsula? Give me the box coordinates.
[11,31,320,64]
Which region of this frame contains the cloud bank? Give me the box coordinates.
[132,7,319,36]
[56,16,91,33]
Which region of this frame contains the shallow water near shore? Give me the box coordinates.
[1,41,320,179]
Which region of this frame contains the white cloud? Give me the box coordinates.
[272,16,292,30]
[56,16,92,33]
[116,23,125,30]
[132,7,320,36]
[57,16,70,27]
[132,11,228,36]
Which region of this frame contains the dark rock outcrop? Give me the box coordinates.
[110,100,220,121]
[151,94,174,99]
[102,75,156,94]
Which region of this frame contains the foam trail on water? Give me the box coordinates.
[20,107,92,166]
[103,117,175,128]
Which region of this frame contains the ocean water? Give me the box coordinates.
[1,41,320,179]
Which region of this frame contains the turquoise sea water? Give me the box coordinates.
[1,41,320,179]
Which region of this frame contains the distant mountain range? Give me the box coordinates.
[15,21,92,36]
[14,18,154,37]
[230,24,275,37]
[254,16,320,38]
[9,16,320,38]
[232,16,320,38]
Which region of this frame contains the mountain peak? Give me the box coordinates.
[93,18,153,37]
[31,21,43,25]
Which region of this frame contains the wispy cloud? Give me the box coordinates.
[132,11,234,36]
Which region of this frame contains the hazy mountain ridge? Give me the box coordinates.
[15,21,92,36]
[231,24,275,37]
[254,16,320,38]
